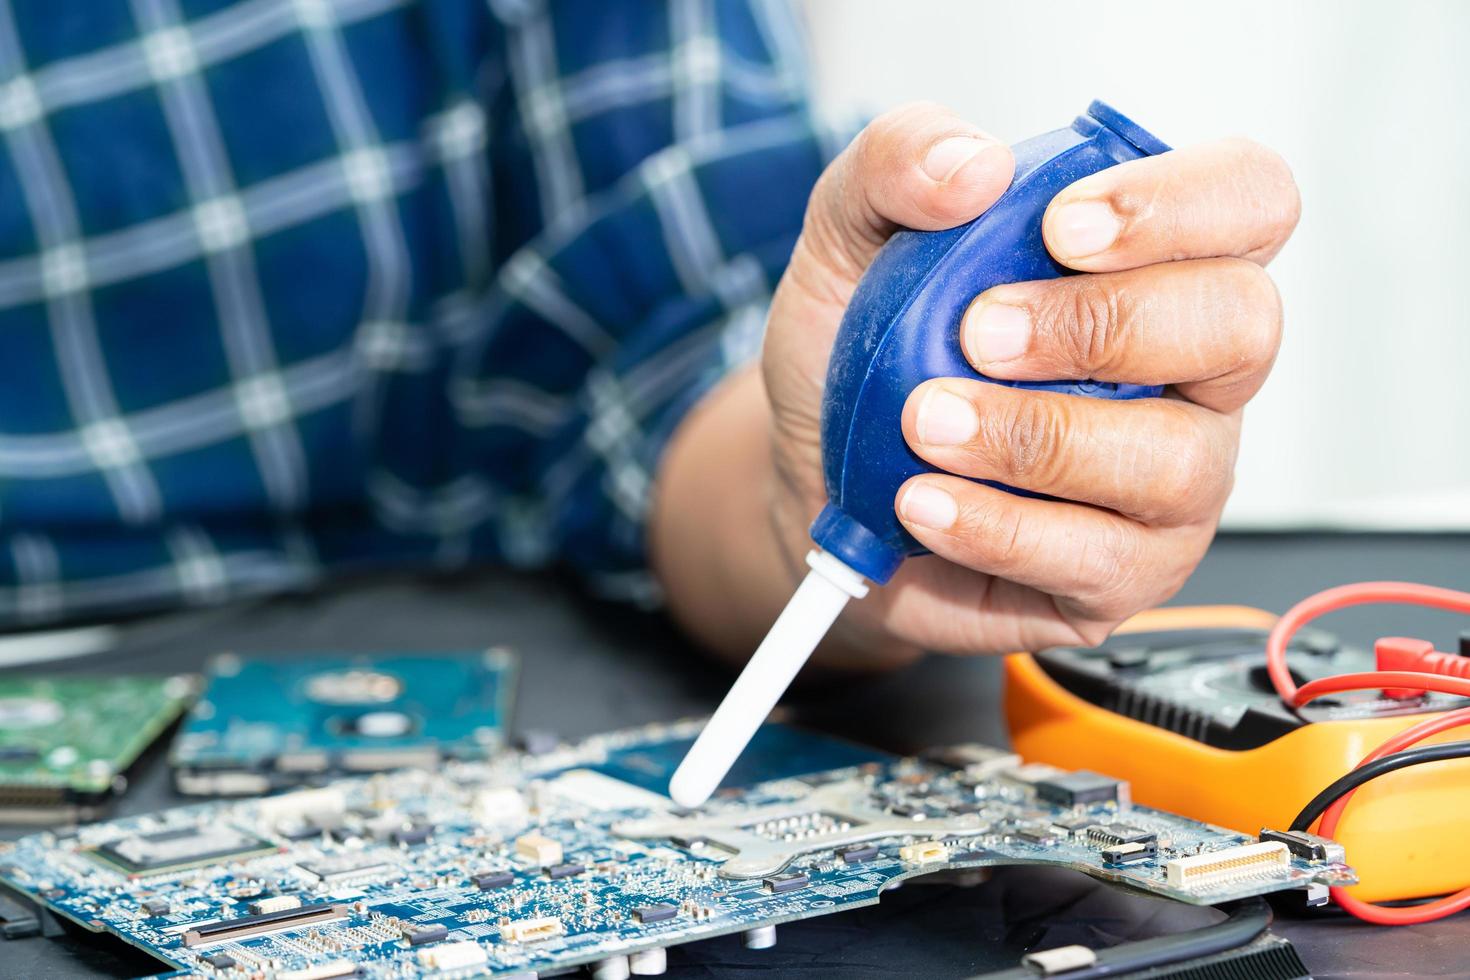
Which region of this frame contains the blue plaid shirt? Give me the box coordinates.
[0,0,841,626]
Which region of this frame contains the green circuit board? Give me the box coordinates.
[0,721,1355,979]
[0,674,198,817]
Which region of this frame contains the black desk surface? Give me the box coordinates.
[4,533,1467,979]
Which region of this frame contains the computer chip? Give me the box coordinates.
[169,649,516,795]
[0,674,198,823]
[92,826,275,876]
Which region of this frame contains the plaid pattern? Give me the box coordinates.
[0,0,839,625]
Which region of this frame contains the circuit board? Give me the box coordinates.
[170,650,516,795]
[0,722,1354,979]
[0,674,199,823]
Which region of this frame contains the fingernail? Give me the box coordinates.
[900,483,958,530]
[1049,200,1122,258]
[922,136,988,183]
[964,301,1030,364]
[916,388,978,446]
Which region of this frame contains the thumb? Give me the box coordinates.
[793,102,1015,296]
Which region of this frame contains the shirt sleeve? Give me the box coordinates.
[452,0,844,603]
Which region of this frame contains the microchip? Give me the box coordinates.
[545,863,585,880]
[203,953,236,968]
[633,903,678,924]
[1054,814,1096,833]
[839,844,879,864]
[1034,771,1125,807]
[93,826,273,875]
[277,823,324,841]
[405,923,449,946]
[392,826,433,847]
[1086,824,1156,848]
[474,870,514,891]
[140,898,171,916]
[763,872,809,894]
[1014,823,1058,845]
[297,858,391,885]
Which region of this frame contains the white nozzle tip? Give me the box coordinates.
[667,768,709,810]
[667,554,866,814]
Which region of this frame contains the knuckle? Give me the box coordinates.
[987,396,1066,485]
[1055,277,1127,372]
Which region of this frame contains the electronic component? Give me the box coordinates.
[297,857,390,886]
[202,953,236,969]
[1034,771,1125,808]
[170,649,515,795]
[1260,828,1346,864]
[140,898,171,917]
[275,961,358,980]
[1165,841,1290,889]
[92,825,274,875]
[0,674,197,823]
[1086,824,1155,848]
[514,832,563,866]
[0,721,1354,980]
[1011,823,1059,845]
[500,915,564,943]
[470,786,527,823]
[404,923,448,945]
[418,941,486,970]
[473,870,514,890]
[1101,841,1157,865]
[763,872,809,894]
[633,903,678,924]
[249,895,301,915]
[391,825,432,847]
[898,841,948,864]
[182,902,347,946]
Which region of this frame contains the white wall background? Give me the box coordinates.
[800,0,1470,529]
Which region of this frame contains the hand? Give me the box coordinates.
[759,102,1298,658]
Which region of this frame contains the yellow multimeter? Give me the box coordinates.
[1004,606,1470,902]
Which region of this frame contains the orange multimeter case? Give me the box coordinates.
[1004,605,1470,903]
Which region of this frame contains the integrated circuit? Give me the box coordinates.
[91,825,274,876]
[1034,770,1126,807]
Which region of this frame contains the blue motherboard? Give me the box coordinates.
[0,721,1354,979]
[169,649,515,795]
